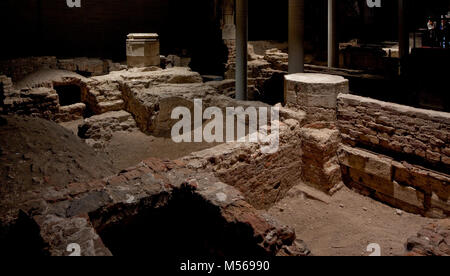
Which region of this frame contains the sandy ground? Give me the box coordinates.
[60,120,219,171]
[0,116,114,197]
[103,131,219,171]
[268,186,435,256]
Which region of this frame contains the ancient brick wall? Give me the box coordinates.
[337,94,450,218]
[337,94,450,170]
[3,87,60,120]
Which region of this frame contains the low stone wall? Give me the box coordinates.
[78,111,138,149]
[182,113,342,209]
[182,119,304,210]
[337,94,450,217]
[2,87,60,120]
[0,57,124,82]
[300,126,342,194]
[85,67,203,118]
[337,94,450,170]
[405,219,450,256]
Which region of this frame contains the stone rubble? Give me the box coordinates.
[0,157,310,256]
[405,219,450,256]
[78,110,138,149]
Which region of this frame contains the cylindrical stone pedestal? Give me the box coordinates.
[284,73,349,123]
[126,33,160,68]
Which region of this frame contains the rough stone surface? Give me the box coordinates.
[182,119,306,210]
[224,48,289,103]
[300,127,343,194]
[78,110,138,149]
[122,83,215,136]
[339,145,449,217]
[85,67,202,116]
[35,214,112,256]
[0,57,58,82]
[57,103,86,122]
[285,73,349,123]
[3,87,60,120]
[337,93,450,170]
[336,93,450,217]
[14,69,87,90]
[0,157,309,256]
[405,219,450,256]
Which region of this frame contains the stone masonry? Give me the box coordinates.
[300,126,343,195]
[405,219,450,256]
[78,110,138,150]
[337,94,450,169]
[337,94,450,218]
[285,73,349,123]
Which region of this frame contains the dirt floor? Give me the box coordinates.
[60,119,220,172]
[103,131,220,171]
[0,116,114,197]
[268,186,435,256]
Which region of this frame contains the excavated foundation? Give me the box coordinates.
[0,212,48,257]
[54,84,82,106]
[90,187,269,257]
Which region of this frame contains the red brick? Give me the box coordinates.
[107,175,127,186]
[122,169,144,181]
[67,183,89,196]
[172,159,186,168]
[143,158,168,172]
[87,180,107,190]
[137,166,152,175]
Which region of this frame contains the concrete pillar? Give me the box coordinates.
[398,0,409,60]
[288,0,305,74]
[236,0,248,101]
[328,0,338,68]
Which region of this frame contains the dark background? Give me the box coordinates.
[0,0,449,75]
[1,0,447,58]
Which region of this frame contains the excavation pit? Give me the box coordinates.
[0,212,48,257]
[89,187,270,257]
[54,84,82,106]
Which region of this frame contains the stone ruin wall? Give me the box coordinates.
[0,74,90,122]
[337,94,450,218]
[0,56,125,122]
[0,57,124,82]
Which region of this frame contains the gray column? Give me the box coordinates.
[236,0,248,101]
[328,0,338,68]
[289,0,305,74]
[398,0,409,60]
